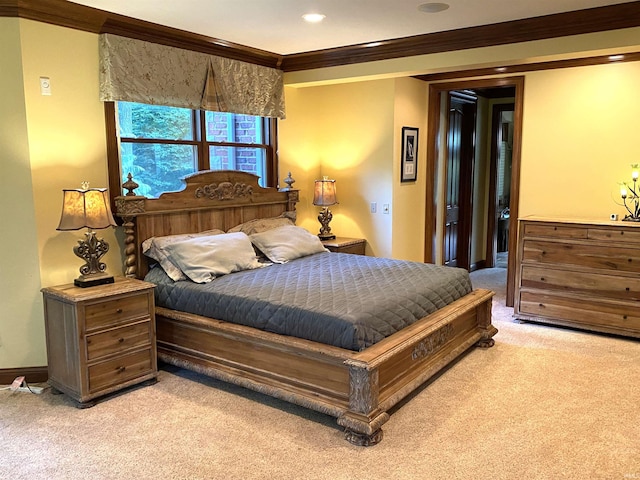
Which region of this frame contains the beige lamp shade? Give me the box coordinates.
[313,177,337,206]
[57,188,117,231]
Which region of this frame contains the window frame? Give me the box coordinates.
[105,101,278,211]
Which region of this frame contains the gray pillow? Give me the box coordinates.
[142,229,225,281]
[163,232,262,283]
[249,226,328,264]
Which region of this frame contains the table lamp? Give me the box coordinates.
[313,176,337,240]
[56,184,117,287]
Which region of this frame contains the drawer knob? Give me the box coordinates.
[626,287,630,292]
[116,308,123,314]
[117,366,126,373]
[623,315,628,320]
[539,303,545,308]
[118,337,125,343]
[540,277,545,281]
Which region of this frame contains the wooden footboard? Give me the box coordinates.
[156,288,496,445]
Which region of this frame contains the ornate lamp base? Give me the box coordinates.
[74,273,114,288]
[73,230,114,288]
[317,207,336,240]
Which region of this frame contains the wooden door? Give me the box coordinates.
[443,92,476,269]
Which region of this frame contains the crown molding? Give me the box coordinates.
[414,51,640,83]
[0,0,282,68]
[280,2,640,71]
[2,0,639,72]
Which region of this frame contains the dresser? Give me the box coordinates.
[321,237,366,255]
[42,277,157,407]
[514,217,640,338]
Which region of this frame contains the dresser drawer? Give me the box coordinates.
[522,239,640,272]
[519,291,640,332]
[86,320,152,360]
[520,265,640,300]
[523,223,587,239]
[88,349,154,393]
[588,227,640,243]
[85,293,152,331]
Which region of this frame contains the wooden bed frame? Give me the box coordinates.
[115,170,497,445]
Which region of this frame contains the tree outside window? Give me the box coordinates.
[110,102,275,200]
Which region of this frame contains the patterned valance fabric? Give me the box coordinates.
[99,34,285,119]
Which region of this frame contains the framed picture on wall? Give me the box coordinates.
[401,126,418,182]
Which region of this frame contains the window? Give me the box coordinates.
[106,101,277,202]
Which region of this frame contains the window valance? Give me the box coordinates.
[99,34,285,119]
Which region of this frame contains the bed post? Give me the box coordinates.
[337,360,390,446]
[475,297,497,348]
[115,195,146,279]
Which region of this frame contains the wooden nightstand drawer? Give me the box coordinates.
[85,293,151,331]
[88,349,154,393]
[86,320,153,360]
[322,237,366,255]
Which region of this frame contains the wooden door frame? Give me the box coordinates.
[425,76,524,307]
[486,102,515,268]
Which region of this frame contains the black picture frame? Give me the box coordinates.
[401,126,418,182]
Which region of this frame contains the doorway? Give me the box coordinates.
[424,77,524,307]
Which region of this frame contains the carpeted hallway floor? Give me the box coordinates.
[1,268,638,479]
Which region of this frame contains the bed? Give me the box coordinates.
[115,170,496,445]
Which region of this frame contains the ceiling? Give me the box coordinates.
[70,0,637,55]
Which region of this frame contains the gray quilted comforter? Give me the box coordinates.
[146,252,472,351]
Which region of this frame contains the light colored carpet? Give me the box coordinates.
[1,268,639,479]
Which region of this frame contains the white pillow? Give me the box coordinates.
[163,232,262,283]
[142,229,225,281]
[249,225,328,264]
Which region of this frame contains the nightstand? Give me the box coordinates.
[322,237,366,255]
[42,277,157,408]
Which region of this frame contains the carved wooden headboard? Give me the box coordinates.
[115,170,298,279]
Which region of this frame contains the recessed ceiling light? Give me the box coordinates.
[418,3,450,13]
[302,13,326,23]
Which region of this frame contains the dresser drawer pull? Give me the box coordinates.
[623,315,628,320]
[118,337,125,343]
[540,277,545,281]
[539,303,545,308]
[116,308,123,314]
[116,366,126,373]
[626,287,630,291]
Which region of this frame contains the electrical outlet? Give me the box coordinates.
[39,77,52,96]
[383,204,390,214]
[370,202,377,213]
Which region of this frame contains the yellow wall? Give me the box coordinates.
[392,77,428,261]
[0,18,45,368]
[20,20,120,289]
[1,19,122,369]
[3,17,640,369]
[520,61,640,220]
[280,80,396,257]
